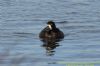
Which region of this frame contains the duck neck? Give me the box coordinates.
[51,25,56,30]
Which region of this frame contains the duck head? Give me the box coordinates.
[47,21,56,30]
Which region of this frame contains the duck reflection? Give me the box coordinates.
[41,38,62,56]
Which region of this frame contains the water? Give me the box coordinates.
[0,0,100,66]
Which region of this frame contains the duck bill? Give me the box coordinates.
[48,25,52,30]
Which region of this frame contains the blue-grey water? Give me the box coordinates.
[0,0,100,66]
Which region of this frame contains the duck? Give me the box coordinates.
[39,21,64,40]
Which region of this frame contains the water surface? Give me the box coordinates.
[0,0,100,66]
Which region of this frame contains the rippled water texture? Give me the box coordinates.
[0,0,100,66]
